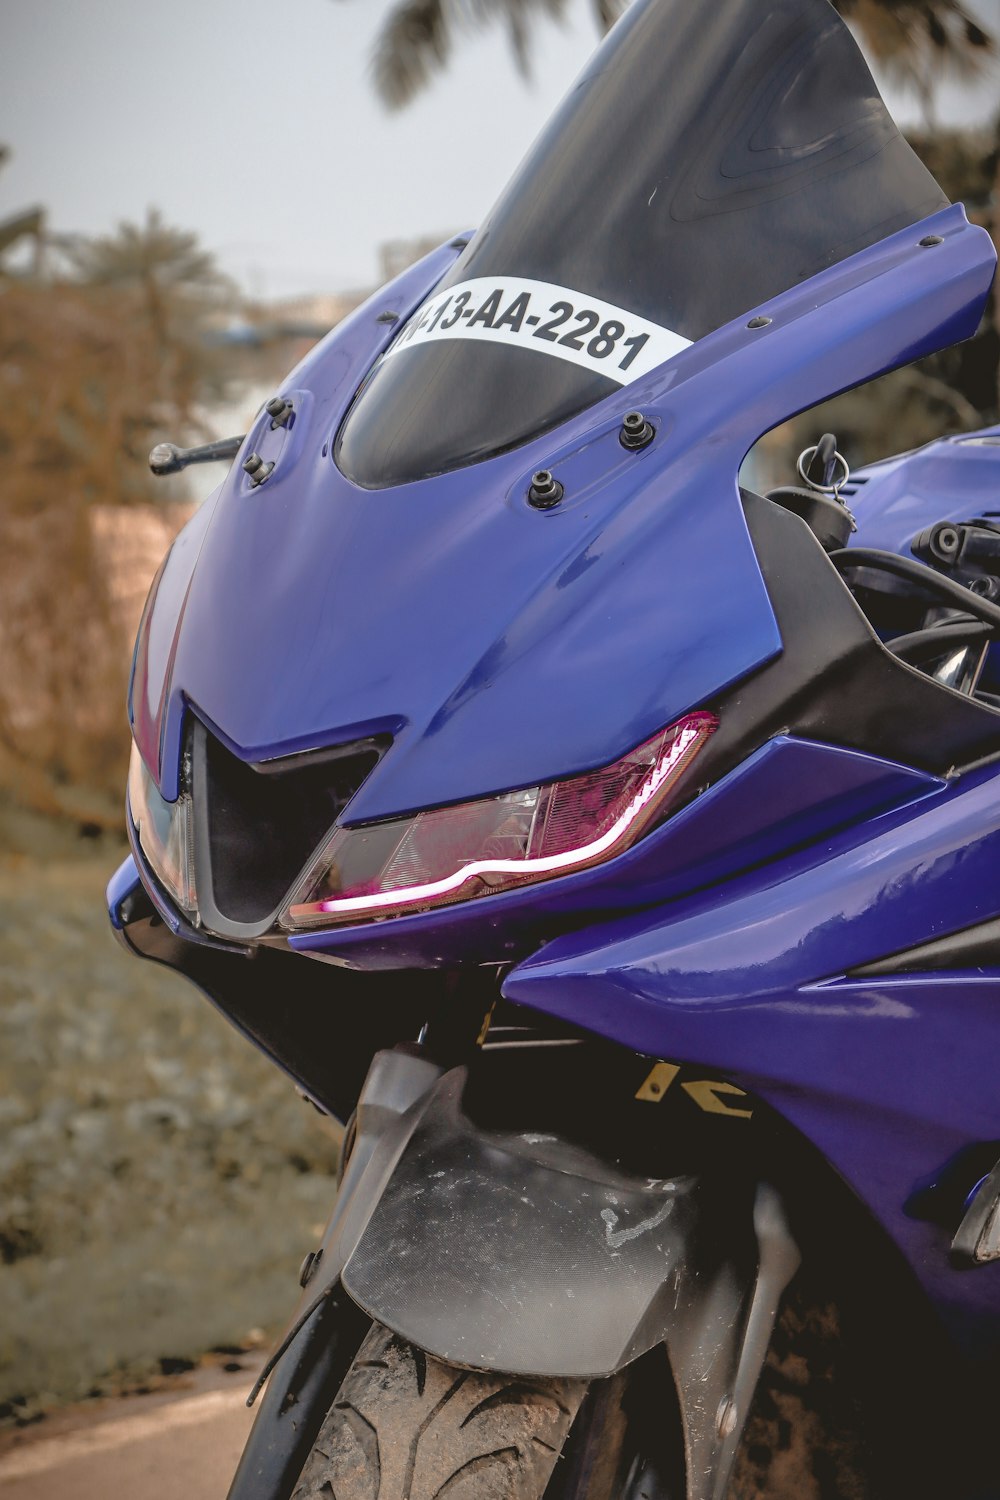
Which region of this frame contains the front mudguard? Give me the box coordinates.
[231,1050,798,1500]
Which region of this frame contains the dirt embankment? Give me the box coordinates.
[0,804,341,1422]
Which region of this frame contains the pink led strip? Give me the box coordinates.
[295,713,716,921]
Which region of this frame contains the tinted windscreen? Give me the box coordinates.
[337,0,946,488]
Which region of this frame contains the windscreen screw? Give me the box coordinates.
[528,470,564,508]
[266,396,293,428]
[298,1248,322,1288]
[620,411,655,450]
[242,452,274,486]
[747,315,772,329]
[919,234,944,247]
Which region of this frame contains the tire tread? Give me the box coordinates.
[292,1324,587,1500]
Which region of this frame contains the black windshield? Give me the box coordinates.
[338,0,946,488]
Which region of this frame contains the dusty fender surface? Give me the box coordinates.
[338,1069,800,1500]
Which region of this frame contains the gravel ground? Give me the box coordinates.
[0,805,341,1420]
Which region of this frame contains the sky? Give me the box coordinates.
[3,0,999,301]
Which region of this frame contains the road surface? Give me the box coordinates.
[0,1362,262,1500]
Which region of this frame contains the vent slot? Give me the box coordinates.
[197,723,388,926]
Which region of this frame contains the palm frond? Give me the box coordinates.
[371,0,573,108]
[367,0,995,112]
[372,0,451,110]
[592,0,629,31]
[833,0,994,95]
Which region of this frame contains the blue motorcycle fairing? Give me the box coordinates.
[843,423,1000,557]
[502,754,1000,1355]
[129,205,994,825]
[128,240,466,798]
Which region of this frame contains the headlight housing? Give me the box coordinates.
[285,712,716,929]
[128,741,197,913]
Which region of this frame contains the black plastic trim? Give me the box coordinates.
[675,493,1000,812]
[850,913,1000,977]
[115,910,440,1123]
[192,720,389,942]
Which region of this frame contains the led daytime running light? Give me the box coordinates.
[287,712,716,927]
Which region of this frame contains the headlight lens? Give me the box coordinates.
[128,741,197,913]
[285,712,716,929]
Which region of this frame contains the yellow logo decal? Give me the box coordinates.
[635,1062,753,1119]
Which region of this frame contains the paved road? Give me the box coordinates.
[0,1364,261,1500]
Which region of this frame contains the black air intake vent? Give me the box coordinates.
[194,722,389,927]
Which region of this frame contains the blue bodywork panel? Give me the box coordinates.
[503,757,1000,1353]
[843,424,1000,556]
[130,206,993,820]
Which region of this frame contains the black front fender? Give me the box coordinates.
[336,1067,800,1499]
[232,1053,798,1500]
[341,1069,759,1378]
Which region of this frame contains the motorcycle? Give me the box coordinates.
[107,0,1000,1493]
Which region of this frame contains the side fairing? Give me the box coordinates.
[130,208,994,818]
[503,758,1000,1359]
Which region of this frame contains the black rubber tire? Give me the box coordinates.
[291,1323,588,1500]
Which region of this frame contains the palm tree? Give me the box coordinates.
[65,208,230,346]
[356,0,994,111]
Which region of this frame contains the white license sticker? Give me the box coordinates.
[383,276,691,385]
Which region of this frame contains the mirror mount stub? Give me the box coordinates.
[149,435,246,477]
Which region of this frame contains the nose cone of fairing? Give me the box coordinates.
[129,272,782,822]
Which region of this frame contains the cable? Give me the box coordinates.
[829,547,1000,632]
[888,620,993,662]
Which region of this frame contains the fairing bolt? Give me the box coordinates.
[242,452,274,486]
[266,396,293,428]
[528,470,564,508]
[620,411,655,450]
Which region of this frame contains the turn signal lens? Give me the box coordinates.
[127,741,197,913]
[285,712,716,928]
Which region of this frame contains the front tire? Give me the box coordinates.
[292,1323,588,1500]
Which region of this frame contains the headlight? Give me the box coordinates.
[285,712,716,929]
[128,741,197,913]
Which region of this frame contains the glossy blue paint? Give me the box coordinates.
[844,423,1000,557]
[502,757,1000,1350]
[290,735,944,967]
[106,853,141,929]
[129,241,466,800]
[130,205,994,814]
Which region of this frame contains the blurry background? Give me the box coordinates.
[0,0,998,1427]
